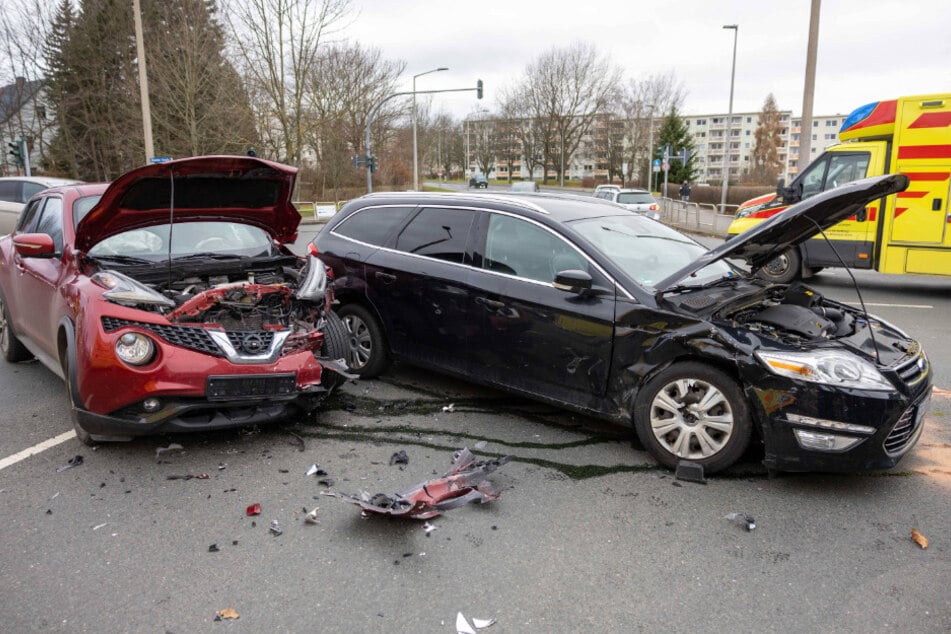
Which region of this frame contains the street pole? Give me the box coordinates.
[412,67,448,191]
[646,104,654,192]
[799,0,821,173]
[132,0,154,162]
[720,24,738,213]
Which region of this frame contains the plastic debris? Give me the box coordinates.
[305,507,320,524]
[442,403,455,413]
[305,464,328,477]
[675,460,706,484]
[269,519,283,536]
[56,455,84,473]
[472,440,487,451]
[208,543,220,553]
[472,618,496,629]
[456,612,495,633]
[326,447,512,520]
[317,478,334,488]
[215,608,239,621]
[246,503,262,516]
[911,528,929,549]
[92,523,108,531]
[725,512,756,531]
[155,443,183,459]
[166,474,209,480]
[422,522,438,535]
[389,450,409,466]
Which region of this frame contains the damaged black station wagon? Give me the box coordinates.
[314,175,931,473]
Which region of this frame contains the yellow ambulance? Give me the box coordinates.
[727,93,951,282]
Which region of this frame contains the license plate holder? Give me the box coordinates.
[206,374,297,401]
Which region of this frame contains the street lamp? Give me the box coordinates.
[645,103,655,192]
[720,24,738,213]
[413,66,448,191]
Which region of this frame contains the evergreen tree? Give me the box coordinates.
[748,93,785,184]
[655,106,697,189]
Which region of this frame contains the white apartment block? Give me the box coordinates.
[684,111,847,184]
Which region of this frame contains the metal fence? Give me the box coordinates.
[659,198,737,236]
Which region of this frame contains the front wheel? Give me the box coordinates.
[337,304,390,378]
[0,294,33,363]
[756,247,801,284]
[633,362,752,473]
[62,355,95,446]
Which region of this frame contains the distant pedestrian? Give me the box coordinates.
[679,180,691,202]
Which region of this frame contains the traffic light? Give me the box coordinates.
[8,139,23,168]
[351,155,365,169]
[476,79,483,100]
[367,155,378,173]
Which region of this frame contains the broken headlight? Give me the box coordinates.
[755,350,893,391]
[92,270,175,308]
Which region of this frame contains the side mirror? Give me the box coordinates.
[775,178,785,198]
[856,207,867,222]
[13,233,56,258]
[552,269,592,294]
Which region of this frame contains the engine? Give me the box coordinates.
[724,283,855,343]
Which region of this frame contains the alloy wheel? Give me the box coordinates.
[648,378,735,460]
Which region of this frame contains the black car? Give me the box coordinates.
[313,175,931,473]
[468,174,488,189]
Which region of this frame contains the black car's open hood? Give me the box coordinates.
[655,174,909,293]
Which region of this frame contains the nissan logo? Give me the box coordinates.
[242,334,266,354]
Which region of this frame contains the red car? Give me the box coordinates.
[0,156,349,445]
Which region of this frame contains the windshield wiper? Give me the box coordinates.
[170,252,250,261]
[600,225,694,245]
[88,254,154,265]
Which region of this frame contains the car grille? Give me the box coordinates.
[226,331,277,355]
[102,317,221,356]
[894,352,927,387]
[883,405,921,456]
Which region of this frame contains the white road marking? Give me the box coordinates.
[0,430,76,472]
[843,302,933,309]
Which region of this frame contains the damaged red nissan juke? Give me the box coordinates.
[314,174,931,473]
[0,156,350,445]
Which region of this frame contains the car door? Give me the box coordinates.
[364,206,478,373]
[468,211,617,411]
[11,195,66,358]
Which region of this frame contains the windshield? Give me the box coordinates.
[571,215,736,288]
[88,221,276,260]
[616,192,654,205]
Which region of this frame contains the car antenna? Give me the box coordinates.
[805,217,881,366]
[166,168,175,291]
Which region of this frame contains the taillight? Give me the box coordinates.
[649,203,658,211]
[308,243,319,256]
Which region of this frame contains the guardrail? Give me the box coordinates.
[659,198,737,236]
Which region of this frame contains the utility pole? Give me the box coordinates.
[132,0,154,162]
[799,0,821,172]
[720,24,739,213]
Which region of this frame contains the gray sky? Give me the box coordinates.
[344,0,951,119]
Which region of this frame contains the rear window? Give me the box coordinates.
[616,192,654,205]
[334,206,414,246]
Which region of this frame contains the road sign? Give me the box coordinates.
[149,156,173,163]
[652,159,661,167]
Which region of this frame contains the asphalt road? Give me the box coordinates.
[0,217,948,632]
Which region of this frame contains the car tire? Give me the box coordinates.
[62,355,96,447]
[756,247,801,283]
[320,309,350,362]
[0,294,33,363]
[337,304,390,378]
[633,362,752,473]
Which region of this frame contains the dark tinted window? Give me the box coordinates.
[335,206,414,246]
[16,198,43,233]
[485,214,590,284]
[395,207,475,263]
[0,180,22,203]
[34,197,64,252]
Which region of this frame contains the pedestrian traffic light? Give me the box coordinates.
[8,139,23,167]
[476,80,483,100]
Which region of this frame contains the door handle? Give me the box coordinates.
[374,271,396,284]
[475,297,505,311]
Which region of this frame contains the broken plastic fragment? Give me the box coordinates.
[216,608,239,621]
[246,503,262,516]
[472,440,487,451]
[456,612,477,634]
[389,450,409,466]
[92,522,108,531]
[155,443,183,459]
[269,519,283,536]
[422,522,438,535]
[442,403,455,413]
[56,455,84,473]
[725,512,756,531]
[472,617,496,629]
[305,463,328,477]
[305,508,320,524]
[208,543,220,553]
[911,528,928,549]
[675,460,706,484]
[327,447,512,520]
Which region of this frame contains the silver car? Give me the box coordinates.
[593,187,661,219]
[0,176,82,235]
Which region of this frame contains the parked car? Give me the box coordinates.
[468,174,488,189]
[510,181,540,193]
[313,175,930,473]
[593,187,660,219]
[0,156,350,445]
[0,176,82,236]
[593,184,621,195]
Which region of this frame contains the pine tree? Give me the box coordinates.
[655,106,697,188]
[748,93,785,184]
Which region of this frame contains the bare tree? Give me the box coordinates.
[517,42,621,186]
[224,0,352,165]
[619,72,686,187]
[497,84,545,181]
[747,93,785,184]
[466,109,495,179]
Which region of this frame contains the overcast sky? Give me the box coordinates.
[342,0,950,120]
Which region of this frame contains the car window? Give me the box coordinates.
[22,182,46,201]
[616,192,654,205]
[0,180,22,203]
[72,195,103,228]
[484,214,589,284]
[16,198,44,233]
[334,206,414,247]
[825,153,869,191]
[34,197,64,252]
[395,207,475,263]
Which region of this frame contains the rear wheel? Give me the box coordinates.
[633,362,752,473]
[0,295,33,363]
[756,247,801,284]
[337,304,390,378]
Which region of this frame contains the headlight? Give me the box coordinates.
[115,332,155,365]
[755,350,893,391]
[92,270,175,308]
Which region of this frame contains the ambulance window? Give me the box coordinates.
[825,153,869,191]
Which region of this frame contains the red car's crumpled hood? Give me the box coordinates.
[75,156,299,252]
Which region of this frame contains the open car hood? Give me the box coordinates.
[655,174,909,293]
[75,156,299,252]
